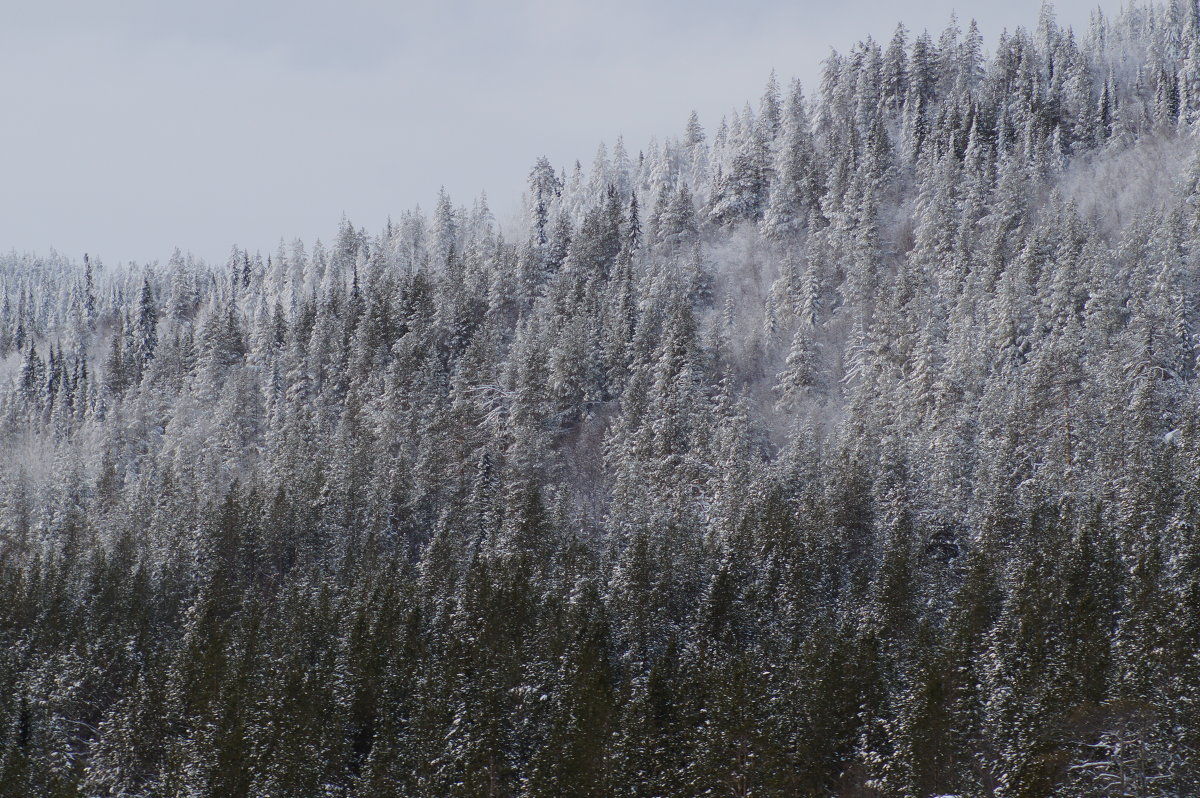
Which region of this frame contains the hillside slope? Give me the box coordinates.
[2,2,1200,795]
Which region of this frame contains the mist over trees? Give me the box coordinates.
[3,2,1200,795]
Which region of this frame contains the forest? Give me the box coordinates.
[3,2,1200,795]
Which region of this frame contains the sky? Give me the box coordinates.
[2,0,1108,267]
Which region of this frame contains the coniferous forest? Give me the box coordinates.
[5,3,1200,795]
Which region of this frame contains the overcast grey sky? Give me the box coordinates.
[2,1,1106,266]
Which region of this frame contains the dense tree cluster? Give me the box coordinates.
[3,2,1200,795]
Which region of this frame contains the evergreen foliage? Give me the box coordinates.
[2,3,1200,794]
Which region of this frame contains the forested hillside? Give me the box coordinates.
[3,2,1200,795]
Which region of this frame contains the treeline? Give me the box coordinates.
[2,2,1200,795]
